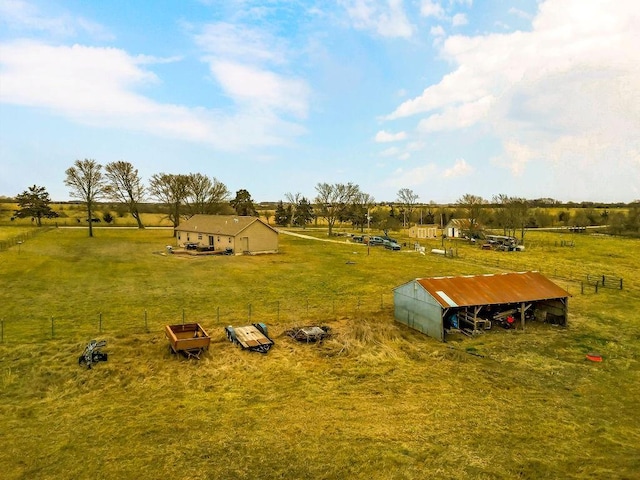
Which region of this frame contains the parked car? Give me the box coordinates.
[368,236,384,246]
[383,239,401,251]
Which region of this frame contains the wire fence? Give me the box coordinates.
[0,226,55,252]
[0,293,395,345]
[431,249,631,296]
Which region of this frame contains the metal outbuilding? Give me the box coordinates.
[393,271,569,341]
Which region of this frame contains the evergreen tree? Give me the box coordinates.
[294,197,314,227]
[274,201,290,226]
[14,185,58,226]
[230,189,258,216]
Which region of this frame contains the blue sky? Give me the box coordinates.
[1,0,638,203]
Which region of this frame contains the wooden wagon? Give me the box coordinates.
[165,323,211,359]
[225,323,274,354]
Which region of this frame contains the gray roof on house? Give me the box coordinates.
[175,215,277,236]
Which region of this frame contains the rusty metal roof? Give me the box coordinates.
[414,271,569,308]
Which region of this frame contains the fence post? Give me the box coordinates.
[581,282,584,294]
[595,282,598,293]
[99,312,102,332]
[602,275,606,287]
[620,278,623,290]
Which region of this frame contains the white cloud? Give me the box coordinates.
[0,0,112,39]
[194,22,287,65]
[386,0,640,185]
[443,158,473,177]
[509,7,532,20]
[380,146,401,156]
[420,0,445,18]
[0,41,305,149]
[451,13,468,26]
[417,94,494,131]
[210,61,309,118]
[430,25,445,37]
[341,0,414,38]
[491,141,534,176]
[375,130,407,142]
[193,22,310,119]
[385,164,438,187]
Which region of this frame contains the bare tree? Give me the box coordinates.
[148,173,189,236]
[396,188,419,227]
[104,161,146,229]
[64,159,106,237]
[456,193,487,239]
[351,192,376,232]
[284,192,302,227]
[185,173,230,217]
[493,194,529,241]
[314,182,360,236]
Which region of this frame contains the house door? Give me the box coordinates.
[209,236,214,247]
[241,237,249,252]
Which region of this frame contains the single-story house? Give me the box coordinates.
[445,219,480,238]
[175,215,278,255]
[393,271,569,341]
[408,224,439,239]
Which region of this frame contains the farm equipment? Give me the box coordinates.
[78,340,108,369]
[225,323,274,354]
[285,325,331,342]
[165,323,211,359]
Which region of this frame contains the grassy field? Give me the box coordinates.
[0,227,639,479]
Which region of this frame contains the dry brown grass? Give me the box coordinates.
[0,228,638,479]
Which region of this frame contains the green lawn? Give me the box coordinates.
[0,227,638,479]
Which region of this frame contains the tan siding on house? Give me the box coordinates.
[174,215,278,255]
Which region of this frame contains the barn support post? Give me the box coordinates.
[521,302,525,332]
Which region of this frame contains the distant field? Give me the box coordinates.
[0,227,638,479]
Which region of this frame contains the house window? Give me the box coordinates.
[177,233,181,240]
[198,234,202,240]
[228,237,232,244]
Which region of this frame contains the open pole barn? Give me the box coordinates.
[393,271,569,341]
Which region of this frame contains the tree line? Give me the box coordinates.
[10,158,640,238]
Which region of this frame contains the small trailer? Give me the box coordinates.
[225,323,274,354]
[165,323,211,359]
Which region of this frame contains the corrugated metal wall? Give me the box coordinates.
[394,281,444,341]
